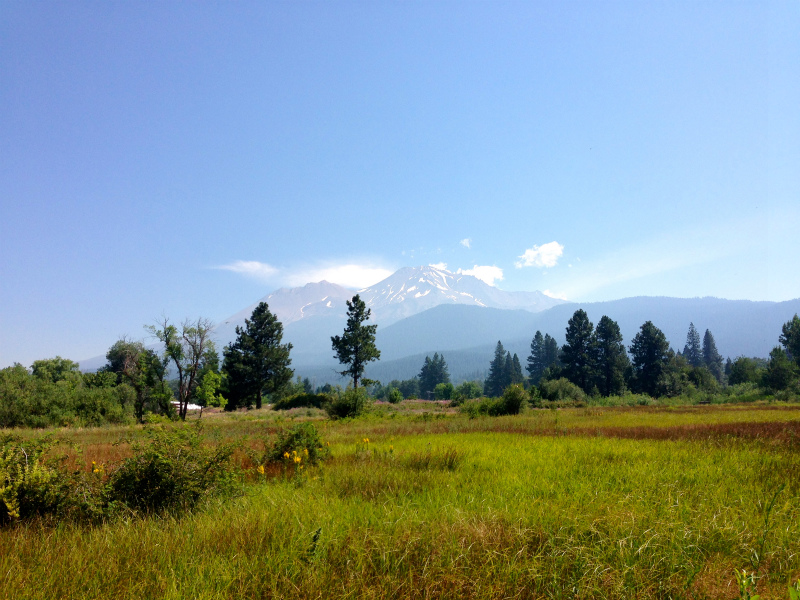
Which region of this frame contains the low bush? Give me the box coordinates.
[538,378,586,403]
[105,425,236,516]
[272,393,332,411]
[385,388,403,404]
[259,422,329,466]
[324,387,370,419]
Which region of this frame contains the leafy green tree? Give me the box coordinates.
[762,347,796,391]
[455,380,482,400]
[484,341,509,397]
[594,315,629,396]
[222,302,293,410]
[30,357,81,383]
[629,321,670,397]
[682,323,703,368]
[434,382,454,400]
[780,314,800,366]
[104,339,169,423]
[396,377,420,399]
[331,294,380,389]
[148,317,215,420]
[419,353,450,399]
[702,329,724,383]
[728,356,766,385]
[561,309,596,393]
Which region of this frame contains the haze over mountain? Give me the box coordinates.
[78,266,799,381]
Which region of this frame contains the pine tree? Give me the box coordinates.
[331,294,381,389]
[561,309,596,393]
[511,353,525,385]
[526,331,546,384]
[779,314,800,366]
[484,341,508,397]
[594,315,629,396]
[702,329,724,382]
[629,321,670,396]
[223,302,293,409]
[543,335,559,369]
[419,352,450,399]
[683,323,702,367]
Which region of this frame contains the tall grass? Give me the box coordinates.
[1,405,799,599]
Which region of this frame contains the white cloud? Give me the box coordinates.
[286,264,393,289]
[428,262,448,271]
[543,289,568,300]
[216,260,392,289]
[215,260,279,282]
[515,241,564,268]
[457,265,504,286]
[460,238,472,249]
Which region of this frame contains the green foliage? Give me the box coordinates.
[261,423,329,466]
[222,303,293,410]
[30,357,81,383]
[780,314,800,366]
[683,322,703,368]
[500,384,527,414]
[630,321,671,397]
[272,393,331,411]
[0,435,68,524]
[703,329,725,383]
[454,380,482,400]
[331,294,380,389]
[385,388,403,404]
[324,387,370,419]
[433,382,454,400]
[195,370,227,409]
[561,309,597,393]
[418,353,450,398]
[0,364,133,428]
[729,357,767,385]
[148,318,216,420]
[762,347,797,392]
[484,341,510,397]
[106,425,235,515]
[538,377,586,403]
[594,315,630,396]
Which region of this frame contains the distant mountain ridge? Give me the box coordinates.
[78,267,800,383]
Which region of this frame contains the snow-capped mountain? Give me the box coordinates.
[358,266,564,325]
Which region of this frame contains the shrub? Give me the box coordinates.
[261,422,329,466]
[0,435,69,524]
[272,393,331,411]
[538,378,586,403]
[105,425,235,515]
[324,387,370,419]
[460,397,506,418]
[501,384,527,414]
[434,382,454,400]
[385,388,403,404]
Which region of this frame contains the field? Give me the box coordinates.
[2,402,800,600]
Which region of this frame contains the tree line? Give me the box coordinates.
[2,297,799,427]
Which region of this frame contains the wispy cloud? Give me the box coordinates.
[460,238,472,249]
[215,260,278,282]
[457,265,504,286]
[543,289,568,301]
[515,241,564,268]
[215,260,393,289]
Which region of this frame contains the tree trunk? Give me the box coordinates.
[256,388,262,410]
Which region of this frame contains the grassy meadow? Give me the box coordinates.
[2,402,800,600]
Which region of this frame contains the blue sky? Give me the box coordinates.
[1,1,798,367]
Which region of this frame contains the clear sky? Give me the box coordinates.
[1,1,798,368]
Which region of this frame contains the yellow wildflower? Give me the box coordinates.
[283,452,290,459]
[257,465,265,475]
[294,455,302,464]
[363,438,369,444]
[303,448,309,456]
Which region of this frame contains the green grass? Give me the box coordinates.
[2,403,800,599]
